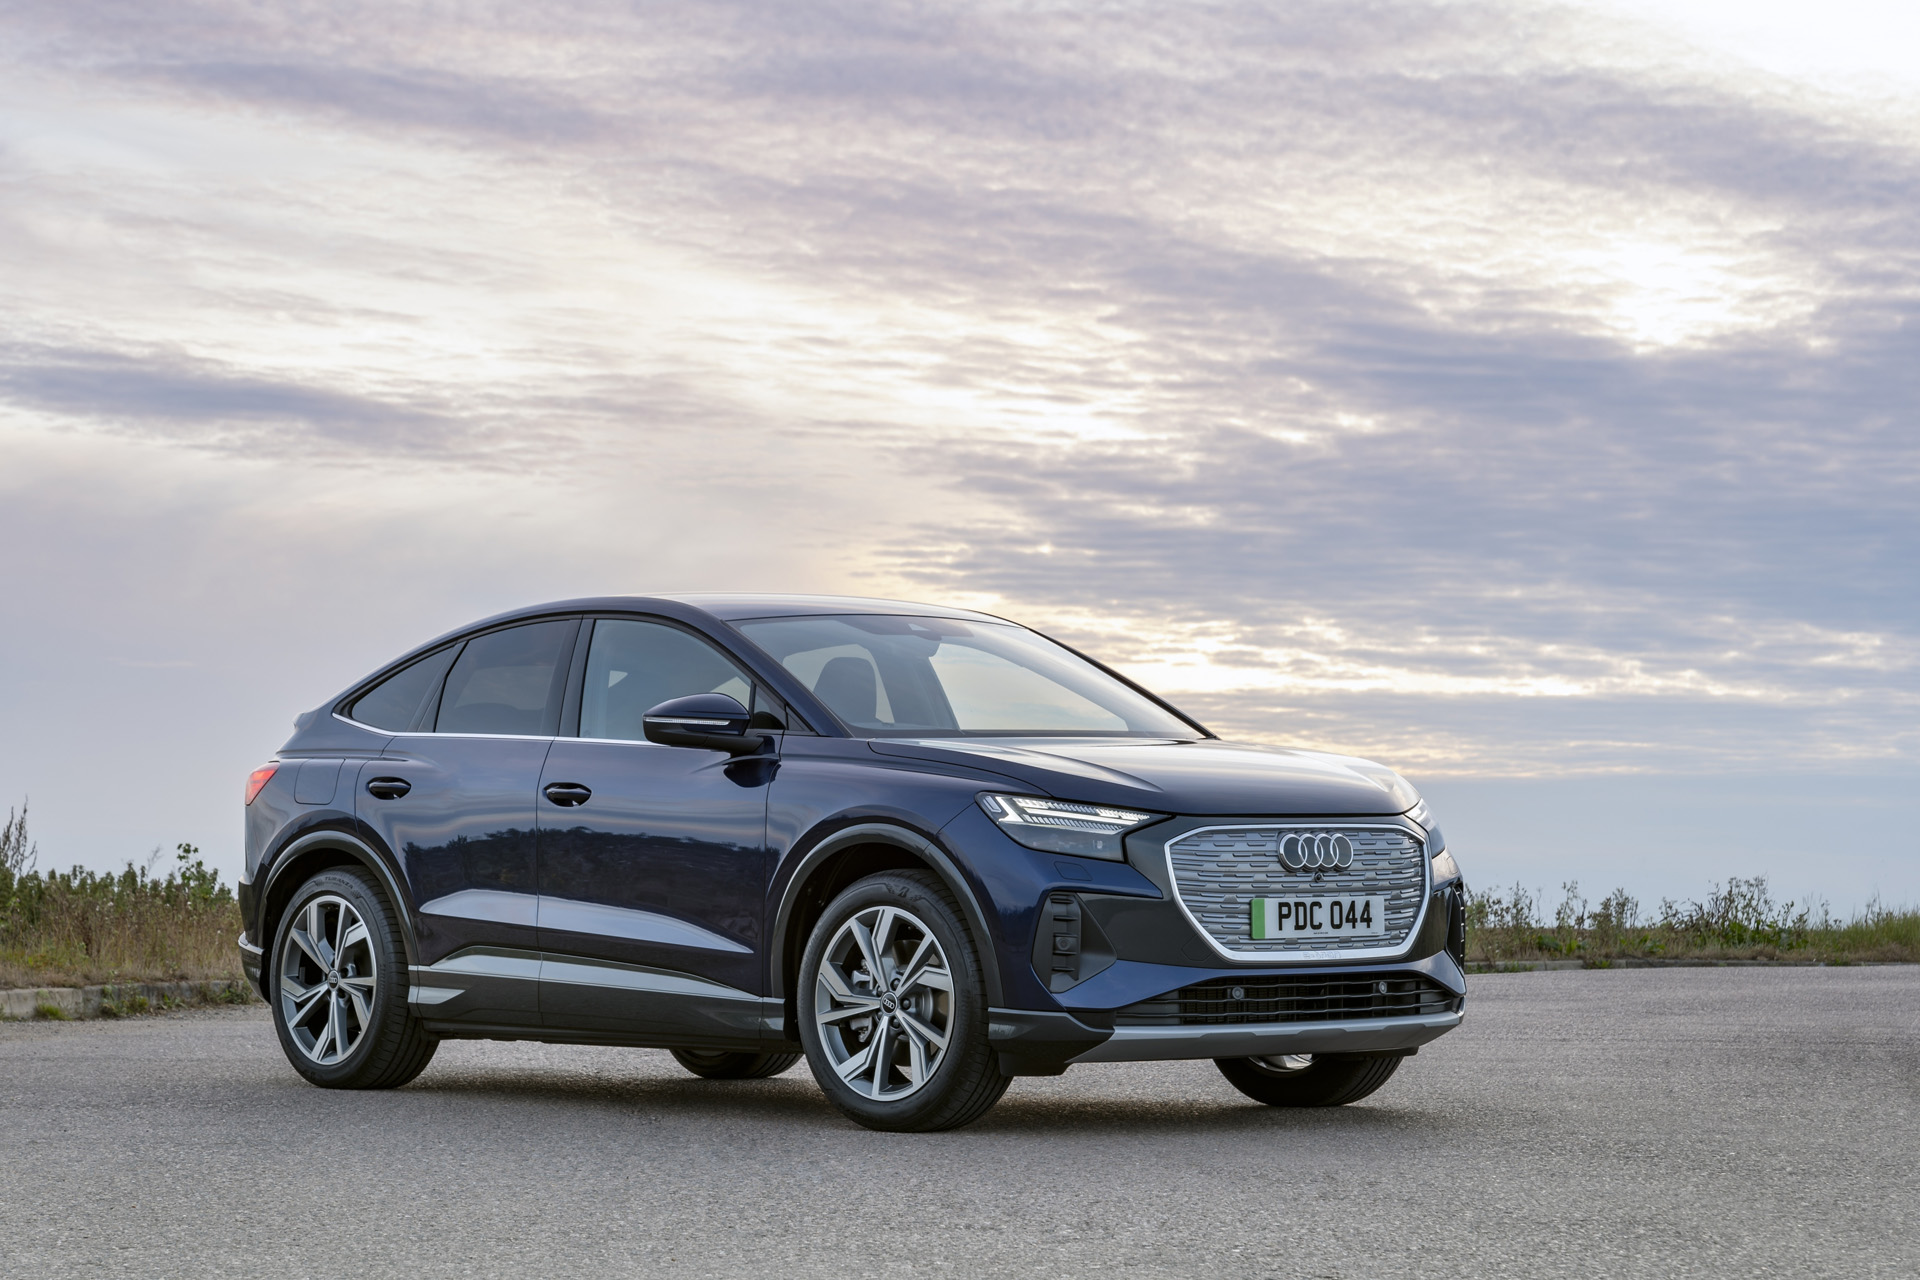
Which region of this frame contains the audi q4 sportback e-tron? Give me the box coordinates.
[239,595,1466,1131]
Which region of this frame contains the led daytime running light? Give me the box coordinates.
[977,793,1157,861]
[981,794,1150,832]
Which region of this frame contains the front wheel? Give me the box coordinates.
[269,866,437,1089]
[797,870,1010,1132]
[671,1048,802,1080]
[1215,1052,1404,1107]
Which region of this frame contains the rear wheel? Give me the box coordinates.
[797,870,1010,1132]
[670,1048,802,1080]
[1215,1051,1404,1107]
[270,866,437,1089]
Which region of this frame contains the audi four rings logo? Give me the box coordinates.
[1280,832,1353,871]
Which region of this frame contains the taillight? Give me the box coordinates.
[245,764,279,806]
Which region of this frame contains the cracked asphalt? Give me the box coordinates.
[2,966,1916,1279]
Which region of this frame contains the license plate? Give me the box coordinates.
[1250,896,1386,940]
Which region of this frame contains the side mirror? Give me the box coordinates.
[642,693,767,756]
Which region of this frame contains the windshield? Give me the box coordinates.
[735,614,1198,737]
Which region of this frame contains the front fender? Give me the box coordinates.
[767,820,1004,1008]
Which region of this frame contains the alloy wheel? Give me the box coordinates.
[812,904,954,1101]
[278,894,378,1065]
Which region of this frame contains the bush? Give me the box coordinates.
[1,801,245,988]
[1465,876,1916,965]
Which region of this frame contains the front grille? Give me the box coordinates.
[1114,974,1458,1027]
[1166,825,1427,956]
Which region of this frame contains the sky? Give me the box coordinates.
[1,0,1914,914]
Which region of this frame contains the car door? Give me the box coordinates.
[356,616,580,1028]
[535,616,776,1041]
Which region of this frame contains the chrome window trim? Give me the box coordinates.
[1162,819,1432,964]
[331,712,561,741]
[555,734,785,748]
[332,718,782,747]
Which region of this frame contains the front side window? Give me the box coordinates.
[579,618,754,742]
[735,615,1194,737]
[435,619,577,736]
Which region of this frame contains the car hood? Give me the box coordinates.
[867,737,1419,817]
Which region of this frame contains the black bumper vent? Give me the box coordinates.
[1113,973,1459,1027]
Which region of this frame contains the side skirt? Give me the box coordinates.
[419,1021,794,1053]
[409,946,788,1050]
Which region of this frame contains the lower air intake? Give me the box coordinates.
[1113,973,1459,1027]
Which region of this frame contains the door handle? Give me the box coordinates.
[543,782,592,807]
[366,777,412,800]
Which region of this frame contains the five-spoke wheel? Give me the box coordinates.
[269,866,437,1089]
[278,894,378,1065]
[813,903,955,1101]
[797,871,1010,1131]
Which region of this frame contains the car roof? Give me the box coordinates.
[657,593,1007,623]
[449,593,1010,631]
[332,594,1013,708]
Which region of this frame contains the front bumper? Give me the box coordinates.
[986,981,1465,1073]
[944,805,1472,1072]
[1072,1008,1462,1062]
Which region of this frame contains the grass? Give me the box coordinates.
[97,989,154,1018]
[2,800,248,990]
[4,796,1915,990]
[1466,877,1920,966]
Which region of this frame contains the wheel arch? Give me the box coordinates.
[770,823,1006,1024]
[258,828,419,987]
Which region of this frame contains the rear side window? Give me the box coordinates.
[348,646,459,731]
[580,619,753,741]
[436,619,577,736]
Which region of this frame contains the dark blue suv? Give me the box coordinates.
[239,595,1465,1130]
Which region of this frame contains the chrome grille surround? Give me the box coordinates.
[1164,821,1430,962]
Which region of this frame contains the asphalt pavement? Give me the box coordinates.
[2,966,1915,1279]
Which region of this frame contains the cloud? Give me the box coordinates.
[0,0,1916,884]
[134,62,610,145]
[0,345,457,448]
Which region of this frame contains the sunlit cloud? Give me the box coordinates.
[0,0,1915,885]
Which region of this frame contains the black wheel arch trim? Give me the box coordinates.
[256,822,420,979]
[769,821,1005,1009]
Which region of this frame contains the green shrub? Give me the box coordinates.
[98,989,153,1018]
[1466,876,1916,964]
[2,800,245,988]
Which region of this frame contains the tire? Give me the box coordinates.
[269,866,437,1089]
[671,1048,802,1080]
[1215,1052,1404,1107]
[796,870,1010,1132]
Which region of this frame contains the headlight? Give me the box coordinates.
[976,793,1158,860]
[1405,798,1446,855]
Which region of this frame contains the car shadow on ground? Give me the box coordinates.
[387,1064,1457,1138]
[967,1090,1454,1138]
